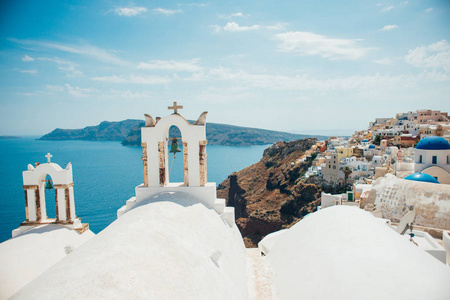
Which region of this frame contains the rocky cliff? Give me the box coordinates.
[217,138,333,247]
[40,119,141,141]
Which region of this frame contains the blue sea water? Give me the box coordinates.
[0,137,268,243]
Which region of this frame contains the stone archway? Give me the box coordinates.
[141,108,207,188]
[164,125,189,186]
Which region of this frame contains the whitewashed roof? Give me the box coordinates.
[0,225,94,299]
[13,192,247,300]
[260,206,450,300]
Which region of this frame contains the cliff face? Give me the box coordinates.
[40,119,142,141]
[217,138,325,247]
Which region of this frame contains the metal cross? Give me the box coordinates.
[168,101,183,114]
[45,153,52,163]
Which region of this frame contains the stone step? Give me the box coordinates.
[214,198,226,214]
[220,207,235,227]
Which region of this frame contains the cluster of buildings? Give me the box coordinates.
[304,109,450,187]
[310,109,450,274]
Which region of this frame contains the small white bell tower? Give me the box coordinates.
[13,154,89,237]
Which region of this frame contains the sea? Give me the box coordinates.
[0,137,268,243]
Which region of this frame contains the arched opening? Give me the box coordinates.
[39,174,57,221]
[167,125,184,183]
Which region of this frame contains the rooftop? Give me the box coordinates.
[404,172,440,184]
[416,136,450,150]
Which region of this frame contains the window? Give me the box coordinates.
[432,156,437,164]
[447,156,449,164]
[333,166,336,169]
[419,155,422,163]
[329,165,331,168]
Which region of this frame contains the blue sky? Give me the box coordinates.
[0,0,449,136]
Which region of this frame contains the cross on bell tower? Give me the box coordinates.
[168,101,183,114]
[45,153,52,164]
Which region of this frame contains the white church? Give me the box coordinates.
[1,103,449,300]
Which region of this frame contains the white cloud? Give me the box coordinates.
[380,24,398,31]
[152,8,182,15]
[219,12,250,19]
[114,6,147,17]
[45,84,93,97]
[207,66,449,91]
[105,89,153,99]
[188,3,208,7]
[382,5,394,12]
[373,58,393,65]
[266,23,287,31]
[46,85,65,93]
[184,72,206,81]
[137,59,202,72]
[405,40,450,73]
[19,69,38,74]
[222,22,260,32]
[425,8,433,13]
[64,84,94,97]
[22,55,34,62]
[92,75,127,83]
[275,31,369,60]
[38,57,82,76]
[92,74,171,84]
[9,38,129,66]
[129,74,171,84]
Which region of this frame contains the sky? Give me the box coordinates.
[0,0,449,136]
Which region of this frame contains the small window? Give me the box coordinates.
[329,165,331,168]
[432,156,437,164]
[333,166,336,169]
[419,155,422,163]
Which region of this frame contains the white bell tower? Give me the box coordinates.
[13,154,89,237]
[117,102,235,226]
[142,101,207,187]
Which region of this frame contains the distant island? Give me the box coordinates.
[40,119,328,146]
[0,136,21,139]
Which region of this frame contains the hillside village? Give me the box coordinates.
[1,106,449,299]
[306,109,449,185]
[301,108,450,236]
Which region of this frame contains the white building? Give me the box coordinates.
[414,136,450,184]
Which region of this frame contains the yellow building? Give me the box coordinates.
[335,147,353,162]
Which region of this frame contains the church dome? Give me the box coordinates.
[416,136,450,150]
[404,173,440,184]
[361,139,368,143]
[368,144,375,149]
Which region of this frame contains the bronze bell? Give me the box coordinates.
[45,180,53,190]
[169,138,181,155]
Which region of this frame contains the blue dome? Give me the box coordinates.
[416,136,450,150]
[361,139,368,143]
[404,173,440,184]
[369,144,375,149]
